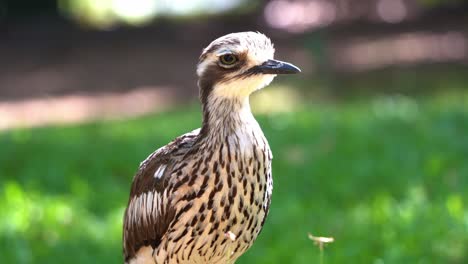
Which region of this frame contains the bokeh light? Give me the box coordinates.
[265,0,336,32]
[376,0,407,23]
[59,0,246,28]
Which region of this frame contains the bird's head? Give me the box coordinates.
[197,32,300,103]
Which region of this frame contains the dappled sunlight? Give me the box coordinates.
[347,186,467,262]
[0,181,124,262]
[263,0,447,33]
[60,0,246,28]
[446,194,464,221]
[371,95,420,121]
[265,0,336,32]
[0,181,124,240]
[111,0,158,25]
[0,87,175,131]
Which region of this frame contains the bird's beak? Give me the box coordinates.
[257,59,301,74]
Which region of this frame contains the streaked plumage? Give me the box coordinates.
[123,32,300,264]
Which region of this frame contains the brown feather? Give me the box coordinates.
[123,130,199,261]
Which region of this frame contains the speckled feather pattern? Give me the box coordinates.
[160,104,272,263]
[123,32,276,264]
[124,98,272,264]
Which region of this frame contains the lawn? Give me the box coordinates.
[1,88,467,263]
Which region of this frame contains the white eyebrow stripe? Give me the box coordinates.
[154,164,167,179]
[216,49,235,56]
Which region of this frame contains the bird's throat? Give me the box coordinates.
[200,95,259,142]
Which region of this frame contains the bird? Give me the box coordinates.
[123,31,300,264]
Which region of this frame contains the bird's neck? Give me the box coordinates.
[199,95,261,144]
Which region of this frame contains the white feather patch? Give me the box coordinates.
[153,164,166,179]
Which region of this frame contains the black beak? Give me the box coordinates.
[257,59,301,74]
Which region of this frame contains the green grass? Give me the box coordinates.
[1,92,467,263]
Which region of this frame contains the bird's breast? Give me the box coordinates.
[157,129,273,263]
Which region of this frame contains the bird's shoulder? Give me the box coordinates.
[123,128,200,261]
[130,128,200,195]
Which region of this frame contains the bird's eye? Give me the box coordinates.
[219,54,238,67]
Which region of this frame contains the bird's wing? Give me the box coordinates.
[123,129,200,261]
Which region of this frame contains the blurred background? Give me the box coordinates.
[1,0,467,263]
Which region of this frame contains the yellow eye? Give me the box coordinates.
[219,54,238,67]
